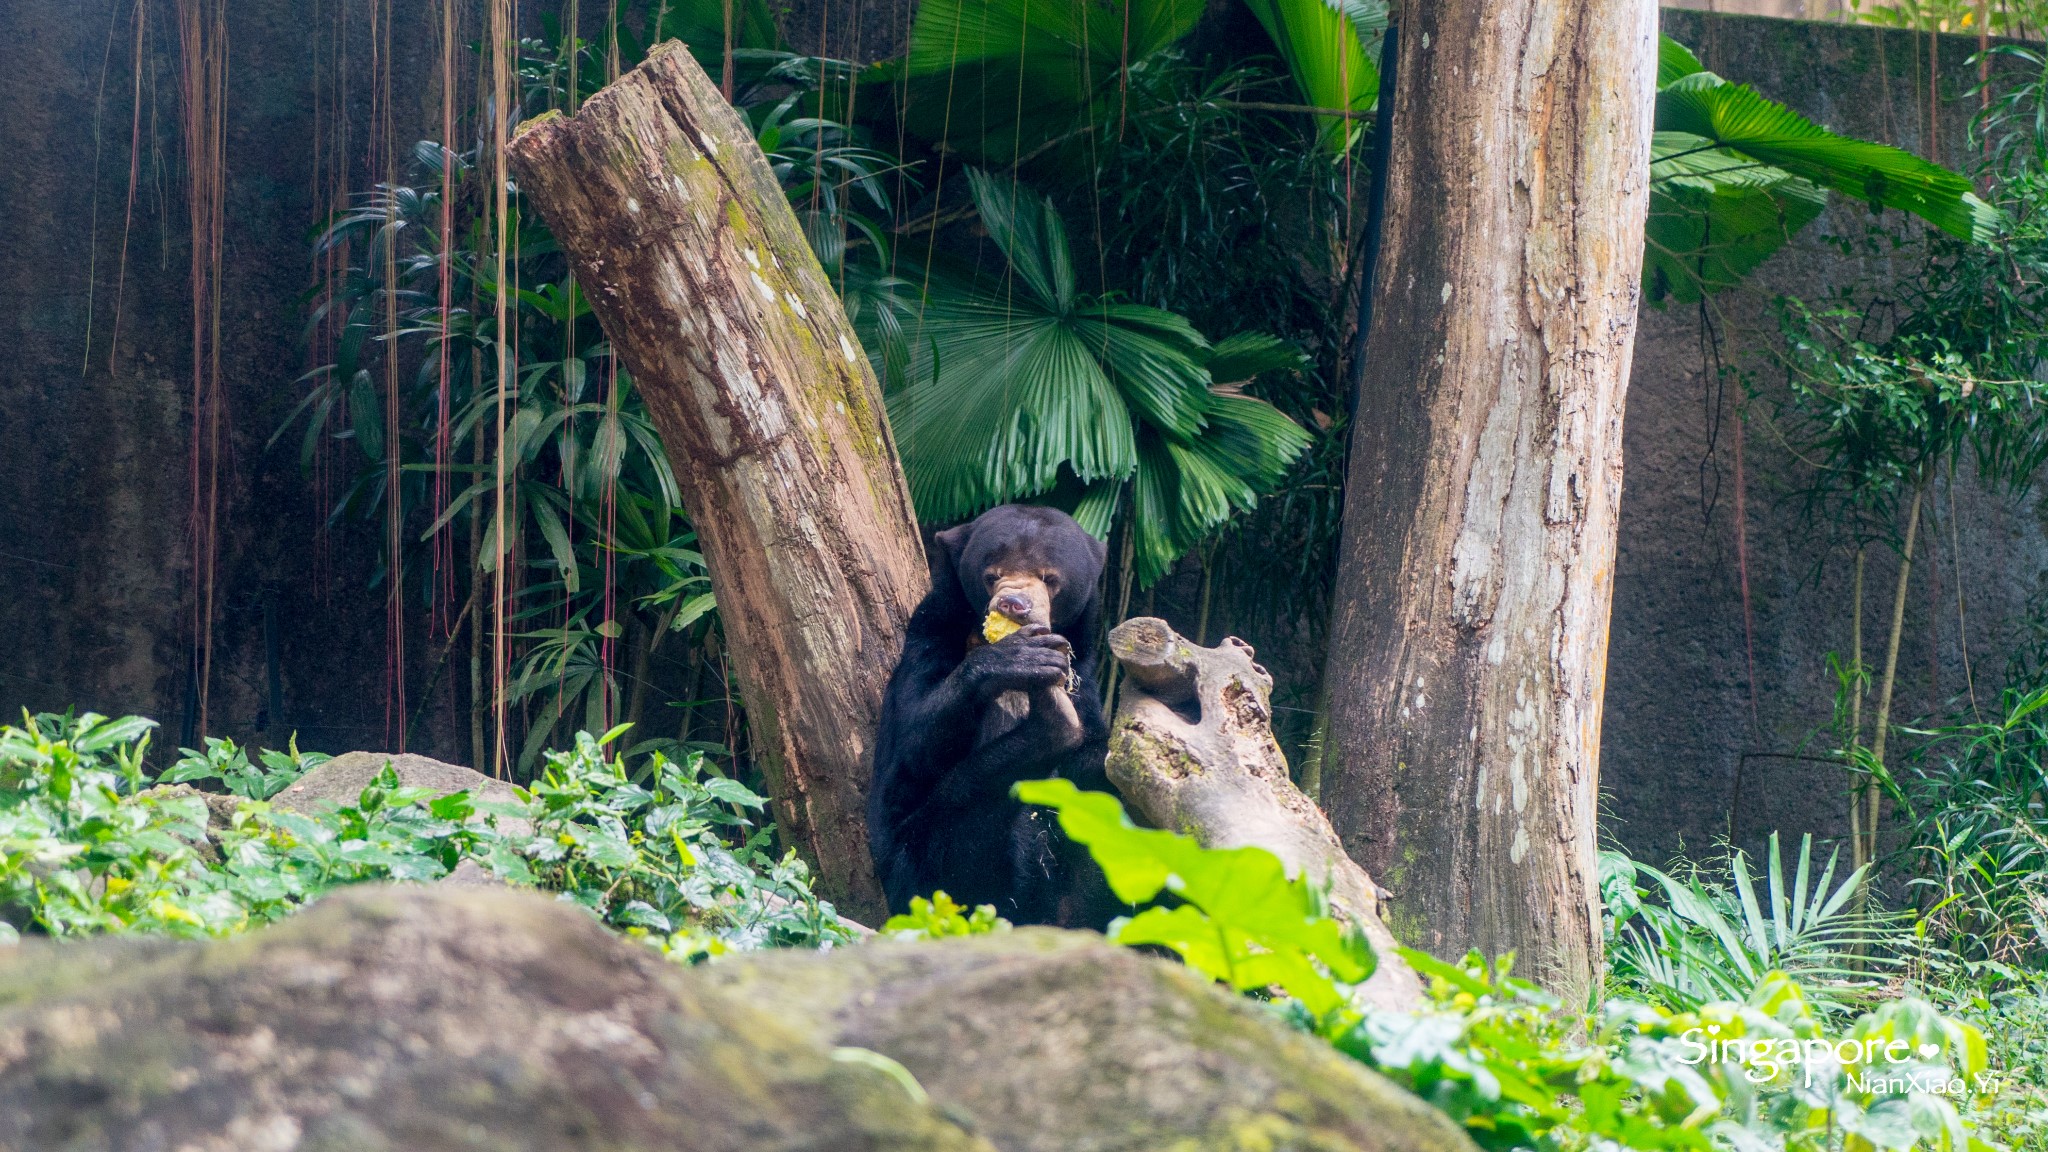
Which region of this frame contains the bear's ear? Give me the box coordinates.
[931,522,974,563]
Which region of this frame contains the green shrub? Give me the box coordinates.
[0,713,852,957]
[1021,782,2008,1152]
[1603,834,1896,1018]
[880,891,1009,940]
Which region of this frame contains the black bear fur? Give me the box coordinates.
[867,504,1121,927]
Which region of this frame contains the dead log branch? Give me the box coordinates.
[1106,617,1422,1011]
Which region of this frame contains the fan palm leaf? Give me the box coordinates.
[886,170,1311,584]
[1610,833,1895,1016]
[1239,0,1379,154]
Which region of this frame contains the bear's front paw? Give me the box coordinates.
[1028,682,1086,751]
[968,628,1072,698]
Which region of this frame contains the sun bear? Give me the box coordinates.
[867,504,1121,927]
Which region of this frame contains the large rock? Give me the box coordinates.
[700,929,1473,1152]
[0,887,984,1151]
[0,887,1478,1152]
[270,751,523,815]
[274,753,528,885]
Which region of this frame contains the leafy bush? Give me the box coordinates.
[1345,960,1996,1152]
[1021,782,2006,1152]
[880,891,1009,940]
[0,713,852,957]
[1604,834,1895,1018]
[161,733,329,799]
[1892,683,2048,969]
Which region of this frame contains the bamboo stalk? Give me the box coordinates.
[1866,484,1925,870]
[1850,545,1865,868]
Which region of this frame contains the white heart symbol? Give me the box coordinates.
[1917,1043,1940,1059]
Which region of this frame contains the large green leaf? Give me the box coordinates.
[1239,0,1379,154]
[1645,131,1827,304]
[1656,71,1999,243]
[900,0,1205,163]
[1014,778,1374,1017]
[639,0,785,65]
[1206,331,1310,385]
[1657,33,1704,88]
[964,167,1075,311]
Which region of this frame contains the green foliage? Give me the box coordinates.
[899,0,1208,165]
[0,714,852,957]
[1846,0,2046,38]
[1016,778,1372,1018]
[1026,783,2005,1152]
[1894,681,2048,969]
[161,734,329,800]
[1237,0,1381,153]
[881,891,1009,939]
[1605,835,1895,1018]
[1772,292,2048,535]
[1944,970,2048,1150]
[889,170,1312,585]
[296,34,915,772]
[1647,35,1995,304]
[1347,961,1998,1152]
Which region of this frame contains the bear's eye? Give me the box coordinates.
[1042,571,1062,593]
[983,570,999,590]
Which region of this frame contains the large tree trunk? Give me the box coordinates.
[1316,3,1656,1000]
[507,43,927,923]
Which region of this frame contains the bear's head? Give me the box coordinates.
[933,505,1107,632]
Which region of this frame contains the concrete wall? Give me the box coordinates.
[1604,12,2046,865]
[0,0,460,756]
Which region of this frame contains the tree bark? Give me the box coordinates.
[1316,2,1656,1000]
[1105,618,1422,1011]
[506,42,927,923]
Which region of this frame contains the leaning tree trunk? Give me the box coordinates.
[507,43,927,923]
[1316,3,1657,1000]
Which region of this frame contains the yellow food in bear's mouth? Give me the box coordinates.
[982,609,1024,645]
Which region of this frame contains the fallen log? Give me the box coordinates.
[1105,618,1423,1011]
[506,43,928,922]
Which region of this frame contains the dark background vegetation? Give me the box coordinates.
[3,3,2043,870]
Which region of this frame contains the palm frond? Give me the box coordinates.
[1646,131,1828,304]
[1239,0,1379,154]
[900,0,1204,163]
[1609,834,1898,1017]
[1657,71,2000,243]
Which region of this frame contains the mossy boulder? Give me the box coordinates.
[0,887,1477,1152]
[701,929,1474,1152]
[271,751,523,816]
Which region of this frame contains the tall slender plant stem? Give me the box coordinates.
[469,373,488,768]
[1866,482,1925,871]
[490,0,512,778]
[1850,544,1865,863]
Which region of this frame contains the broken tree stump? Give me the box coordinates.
[506,43,927,923]
[1106,618,1423,1011]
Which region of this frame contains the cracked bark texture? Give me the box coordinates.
[506,43,927,923]
[1318,1,1656,1001]
[1104,618,1421,1011]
